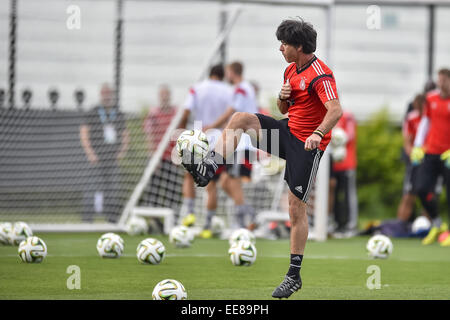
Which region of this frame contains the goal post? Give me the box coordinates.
[122,0,333,240]
[117,4,244,231]
[0,0,332,240]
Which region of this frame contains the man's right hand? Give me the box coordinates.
[279,79,291,100]
[410,146,425,165]
[88,153,99,164]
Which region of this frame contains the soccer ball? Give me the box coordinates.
[126,216,148,236]
[411,216,431,235]
[10,222,33,246]
[211,216,226,236]
[18,236,47,263]
[152,279,187,300]
[176,129,209,159]
[331,145,347,162]
[229,228,256,246]
[228,240,257,266]
[136,238,165,265]
[366,234,393,259]
[169,226,194,248]
[0,222,13,245]
[331,127,348,147]
[96,233,124,258]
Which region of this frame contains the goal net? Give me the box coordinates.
[0,0,330,239]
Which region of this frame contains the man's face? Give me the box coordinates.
[437,74,450,94]
[225,67,235,84]
[279,42,299,63]
[100,86,115,108]
[159,87,171,106]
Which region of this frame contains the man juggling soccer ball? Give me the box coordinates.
[181,19,343,298]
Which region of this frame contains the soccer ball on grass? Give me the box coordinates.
[169,226,194,248]
[228,240,257,266]
[10,222,33,246]
[126,216,148,236]
[229,228,256,245]
[0,222,13,245]
[96,233,124,258]
[366,234,393,259]
[18,236,47,263]
[136,238,165,265]
[152,279,187,300]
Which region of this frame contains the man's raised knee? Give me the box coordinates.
[230,112,250,130]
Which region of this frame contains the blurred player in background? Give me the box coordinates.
[143,84,178,232]
[80,83,129,223]
[203,62,258,229]
[181,19,343,298]
[411,68,450,246]
[179,64,252,237]
[329,110,358,238]
[397,93,425,223]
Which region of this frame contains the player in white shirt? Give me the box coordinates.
[203,62,257,229]
[179,64,253,235]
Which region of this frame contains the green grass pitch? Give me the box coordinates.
[1,233,449,299]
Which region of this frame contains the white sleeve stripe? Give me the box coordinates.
[330,81,337,99]
[323,82,331,100]
[325,80,336,99]
[311,62,323,76]
[314,61,326,75]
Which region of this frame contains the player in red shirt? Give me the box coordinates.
[143,85,180,220]
[411,68,450,246]
[396,94,425,222]
[329,110,358,237]
[181,19,343,298]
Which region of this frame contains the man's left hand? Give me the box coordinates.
[305,133,322,151]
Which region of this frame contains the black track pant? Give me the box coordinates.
[414,154,450,221]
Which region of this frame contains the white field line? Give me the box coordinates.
[1,252,447,262]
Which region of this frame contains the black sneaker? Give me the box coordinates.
[181,150,218,187]
[272,275,302,299]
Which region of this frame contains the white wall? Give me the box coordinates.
[0,0,449,122]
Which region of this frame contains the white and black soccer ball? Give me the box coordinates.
[152,279,187,300]
[228,240,257,266]
[176,129,209,159]
[18,236,47,263]
[228,228,256,246]
[10,222,33,246]
[211,216,226,236]
[96,233,124,258]
[136,238,166,265]
[169,226,194,248]
[411,216,431,235]
[0,222,13,245]
[366,234,393,259]
[126,216,148,236]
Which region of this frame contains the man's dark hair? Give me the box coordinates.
[423,80,436,93]
[209,64,224,80]
[276,18,317,54]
